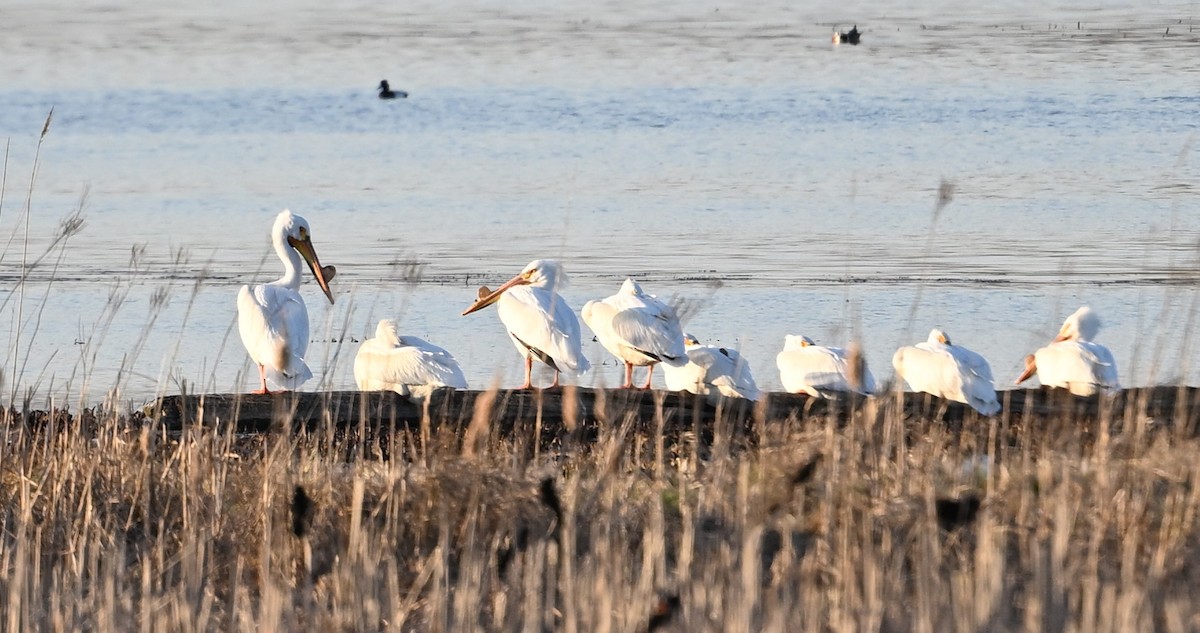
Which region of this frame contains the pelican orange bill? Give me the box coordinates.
[462,275,529,315]
[287,235,335,304]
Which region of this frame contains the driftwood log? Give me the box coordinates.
[146,386,1200,443]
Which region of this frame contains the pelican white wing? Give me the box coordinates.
[608,280,687,365]
[238,283,313,390]
[944,343,1001,414]
[354,320,468,396]
[498,285,590,376]
[613,308,686,362]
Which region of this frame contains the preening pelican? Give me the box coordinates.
[892,329,1000,415]
[354,319,468,398]
[662,333,760,402]
[461,259,590,389]
[1015,306,1119,396]
[776,335,876,397]
[582,279,686,389]
[237,209,335,394]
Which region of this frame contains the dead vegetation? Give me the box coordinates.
[1,391,1200,632]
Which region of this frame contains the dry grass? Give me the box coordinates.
[1,395,1199,632]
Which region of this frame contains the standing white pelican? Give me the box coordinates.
[237,209,335,394]
[461,259,590,389]
[354,319,468,398]
[776,335,877,397]
[582,279,687,389]
[1015,306,1119,396]
[892,329,1000,415]
[662,333,761,402]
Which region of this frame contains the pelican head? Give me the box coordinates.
[277,210,335,304]
[783,334,815,350]
[928,328,951,345]
[522,259,567,289]
[682,332,701,348]
[1055,306,1101,342]
[374,318,402,346]
[619,278,643,295]
[462,259,567,316]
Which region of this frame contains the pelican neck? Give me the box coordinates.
[273,231,303,290]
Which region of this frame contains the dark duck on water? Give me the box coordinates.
[377,79,408,99]
[832,25,861,45]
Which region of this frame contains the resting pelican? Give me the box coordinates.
[1015,306,1119,396]
[582,279,687,389]
[237,209,335,394]
[662,333,760,402]
[776,335,877,397]
[461,259,590,389]
[354,319,468,398]
[892,329,1000,415]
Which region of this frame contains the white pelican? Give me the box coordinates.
[892,329,1000,415]
[354,319,468,398]
[461,259,590,389]
[776,335,877,397]
[662,333,761,402]
[1015,306,1119,396]
[582,279,687,389]
[237,209,335,394]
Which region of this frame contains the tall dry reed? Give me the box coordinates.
[1,391,1199,632]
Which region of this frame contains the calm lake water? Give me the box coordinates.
[1,0,1198,404]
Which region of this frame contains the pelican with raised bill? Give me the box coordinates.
[662,333,761,402]
[892,329,1000,415]
[777,335,877,398]
[582,279,687,389]
[354,319,468,398]
[237,209,336,394]
[1015,306,1119,396]
[461,259,590,389]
